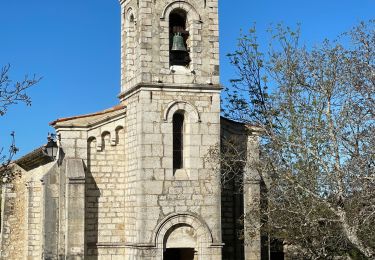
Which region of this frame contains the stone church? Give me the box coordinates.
[0,0,263,259]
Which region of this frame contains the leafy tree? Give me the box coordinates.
[222,21,375,259]
[0,64,40,175]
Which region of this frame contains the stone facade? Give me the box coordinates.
[0,0,263,259]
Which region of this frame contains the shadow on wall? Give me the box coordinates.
[220,135,246,260]
[85,137,101,259]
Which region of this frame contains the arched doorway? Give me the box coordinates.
[163,224,197,260]
[153,213,216,260]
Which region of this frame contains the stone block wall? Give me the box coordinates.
[26,181,44,259]
[58,130,88,161]
[54,111,126,259]
[86,128,127,258]
[0,176,27,260]
[221,183,245,260]
[0,163,57,260]
[122,92,140,246]
[243,134,262,260]
[219,118,264,260]
[220,119,248,260]
[42,163,61,260]
[121,86,223,258]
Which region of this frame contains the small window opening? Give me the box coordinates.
[169,9,190,67]
[173,113,184,170]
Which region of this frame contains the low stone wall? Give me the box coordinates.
[0,172,27,260]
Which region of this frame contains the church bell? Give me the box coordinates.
[171,33,187,52]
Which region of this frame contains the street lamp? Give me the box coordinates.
[43,133,58,160]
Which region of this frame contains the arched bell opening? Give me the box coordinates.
[169,9,191,67]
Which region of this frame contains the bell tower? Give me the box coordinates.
[119,0,220,95]
[119,0,223,259]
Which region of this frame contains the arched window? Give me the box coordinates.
[123,9,136,85]
[169,9,190,67]
[173,112,184,170]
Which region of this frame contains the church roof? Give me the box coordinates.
[11,105,127,171]
[220,116,263,133]
[50,104,126,128]
[14,144,55,171]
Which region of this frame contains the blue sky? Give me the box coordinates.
[0,0,374,158]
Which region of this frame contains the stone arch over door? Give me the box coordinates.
[153,213,214,259]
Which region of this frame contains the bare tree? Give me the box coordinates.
[222,21,375,259]
[0,64,40,171]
